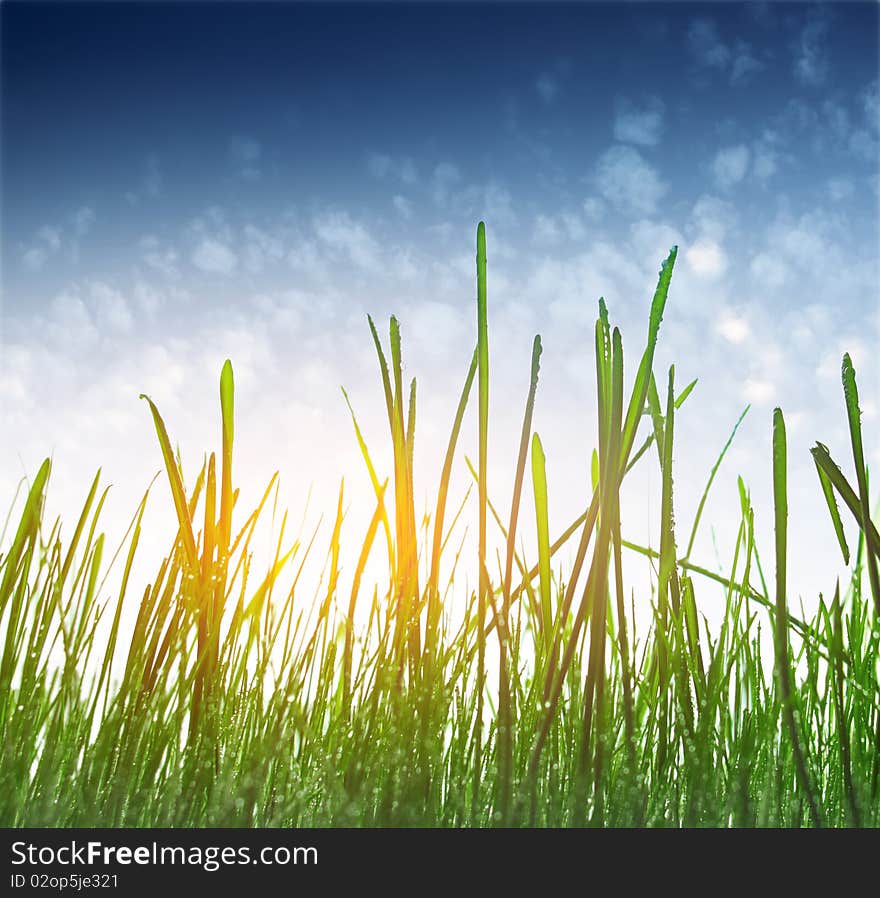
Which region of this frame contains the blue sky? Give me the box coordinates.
[1,1,878,610]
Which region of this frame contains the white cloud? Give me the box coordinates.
[686,239,727,278]
[766,216,825,269]
[144,155,162,197]
[367,153,391,179]
[688,19,730,69]
[841,84,880,161]
[687,19,762,86]
[750,252,788,289]
[823,99,850,142]
[230,136,261,162]
[743,377,774,405]
[535,59,571,104]
[630,220,682,267]
[387,247,420,283]
[595,145,667,215]
[712,145,750,189]
[717,309,750,344]
[582,197,605,221]
[193,206,230,233]
[90,282,134,334]
[229,136,262,181]
[532,213,587,245]
[186,208,235,274]
[21,247,49,272]
[690,195,737,241]
[778,92,877,161]
[192,239,238,275]
[533,214,562,245]
[407,301,466,359]
[125,156,162,204]
[814,348,845,384]
[431,162,462,206]
[444,180,517,228]
[750,131,782,183]
[794,15,829,86]
[730,41,764,85]
[560,213,587,243]
[392,195,413,219]
[20,225,64,271]
[827,177,854,201]
[536,72,559,103]
[20,213,96,269]
[140,236,180,279]
[538,243,645,328]
[849,129,878,161]
[367,153,418,185]
[38,226,61,250]
[314,211,380,272]
[72,207,95,237]
[752,147,777,181]
[132,281,163,316]
[779,98,819,134]
[242,224,284,273]
[48,291,99,349]
[863,80,879,130]
[613,96,665,146]
[286,240,327,279]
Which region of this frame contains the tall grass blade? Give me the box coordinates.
[773,407,823,827]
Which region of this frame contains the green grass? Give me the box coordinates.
[1,222,879,827]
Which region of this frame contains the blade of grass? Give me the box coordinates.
[475,220,489,799]
[773,407,822,827]
[841,354,880,616]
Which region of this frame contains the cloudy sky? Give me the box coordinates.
[1,2,878,614]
